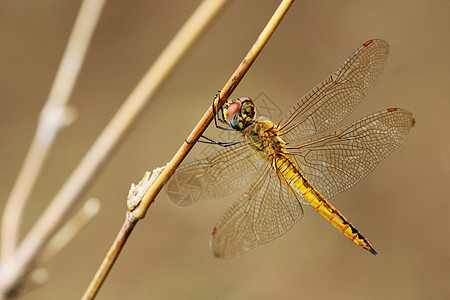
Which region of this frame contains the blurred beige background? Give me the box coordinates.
[0,1,449,299]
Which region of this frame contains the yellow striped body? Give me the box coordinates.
[275,155,377,255]
[243,119,377,255]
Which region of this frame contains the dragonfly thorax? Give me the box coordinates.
[222,97,256,130]
[243,119,287,161]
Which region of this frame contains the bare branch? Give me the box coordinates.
[0,0,229,297]
[37,198,101,266]
[82,0,294,298]
[0,0,105,262]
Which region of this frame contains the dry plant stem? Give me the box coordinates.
[133,0,294,219]
[0,0,106,261]
[82,0,294,298]
[82,167,164,300]
[0,0,229,297]
[81,215,136,300]
[37,198,101,266]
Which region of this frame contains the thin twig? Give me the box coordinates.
[133,0,294,219]
[82,167,165,300]
[0,0,105,262]
[0,0,229,297]
[13,199,100,295]
[82,0,294,298]
[37,198,101,266]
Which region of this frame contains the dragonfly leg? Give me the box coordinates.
[185,135,239,147]
[185,92,240,147]
[212,90,233,131]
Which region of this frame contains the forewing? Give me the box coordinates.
[288,108,415,199]
[166,141,266,207]
[210,164,304,258]
[279,39,389,141]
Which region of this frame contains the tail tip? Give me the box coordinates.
[367,245,378,256]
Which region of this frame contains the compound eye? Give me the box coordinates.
[226,101,242,121]
[240,99,255,120]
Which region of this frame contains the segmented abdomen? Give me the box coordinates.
[275,155,378,255]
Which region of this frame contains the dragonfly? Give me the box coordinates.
[166,39,415,258]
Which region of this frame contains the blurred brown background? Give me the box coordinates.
[0,1,449,299]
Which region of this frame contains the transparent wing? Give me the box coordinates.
[279,39,389,141]
[210,164,304,258]
[166,141,266,207]
[287,108,415,199]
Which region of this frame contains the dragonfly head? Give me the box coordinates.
[223,97,256,130]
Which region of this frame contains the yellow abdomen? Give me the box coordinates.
[275,155,378,255]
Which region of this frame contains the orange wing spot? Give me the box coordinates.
[363,40,373,47]
[211,227,217,235]
[411,116,417,127]
[387,108,397,112]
